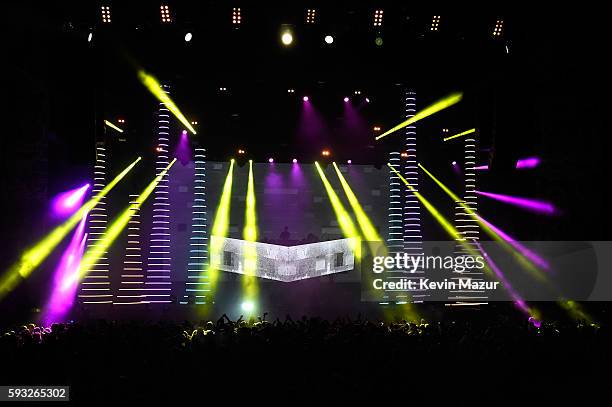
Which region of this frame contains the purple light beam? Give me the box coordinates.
[475,190,557,215]
[52,184,90,217]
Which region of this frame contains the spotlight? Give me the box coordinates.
[431,15,441,31]
[322,149,330,157]
[184,32,192,42]
[324,35,334,44]
[347,160,352,164]
[268,158,274,163]
[305,9,317,24]
[354,90,361,95]
[373,9,384,27]
[365,98,370,103]
[281,30,294,46]
[375,36,383,46]
[241,300,255,312]
[100,6,111,24]
[117,118,125,124]
[303,96,309,102]
[87,32,93,42]
[292,158,298,163]
[238,149,246,155]
[373,126,381,132]
[287,88,295,93]
[343,97,349,102]
[493,18,504,37]
[160,4,171,23]
[452,161,457,165]
[232,8,242,26]
[400,152,409,158]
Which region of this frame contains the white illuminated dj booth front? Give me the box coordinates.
[210,236,356,282]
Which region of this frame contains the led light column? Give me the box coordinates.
[115,194,145,305]
[145,85,173,304]
[79,142,111,304]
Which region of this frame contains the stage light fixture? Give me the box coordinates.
[303,96,309,102]
[452,161,457,166]
[493,19,504,37]
[430,15,441,31]
[0,157,142,298]
[321,149,330,157]
[237,149,245,155]
[138,70,197,134]
[344,97,349,102]
[443,128,476,142]
[292,158,298,163]
[333,162,383,243]
[516,157,540,169]
[117,118,125,124]
[281,30,294,46]
[100,6,111,24]
[315,162,361,258]
[68,159,177,288]
[373,9,384,27]
[184,32,192,42]
[232,7,242,26]
[400,152,409,158]
[268,158,274,163]
[324,35,334,44]
[365,98,370,103]
[375,92,463,141]
[375,36,383,46]
[347,160,352,164]
[160,4,171,23]
[373,126,381,132]
[87,32,93,42]
[306,9,317,24]
[208,160,235,289]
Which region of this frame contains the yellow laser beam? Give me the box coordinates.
[242,160,258,304]
[138,70,197,135]
[376,92,463,141]
[315,162,361,259]
[67,159,177,288]
[332,162,382,242]
[104,120,124,133]
[443,128,475,141]
[207,160,235,289]
[0,157,142,299]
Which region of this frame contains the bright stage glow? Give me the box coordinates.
[452,161,457,166]
[443,128,476,142]
[0,157,141,299]
[281,30,294,46]
[52,184,90,217]
[516,157,541,169]
[66,159,177,289]
[292,158,298,163]
[475,190,556,215]
[344,97,349,102]
[376,92,463,141]
[208,160,235,288]
[315,162,361,258]
[332,162,382,242]
[347,160,352,164]
[241,300,255,313]
[242,160,259,303]
[87,32,93,42]
[104,120,124,133]
[303,96,309,102]
[138,70,197,135]
[268,158,274,163]
[184,32,192,42]
[325,35,334,44]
